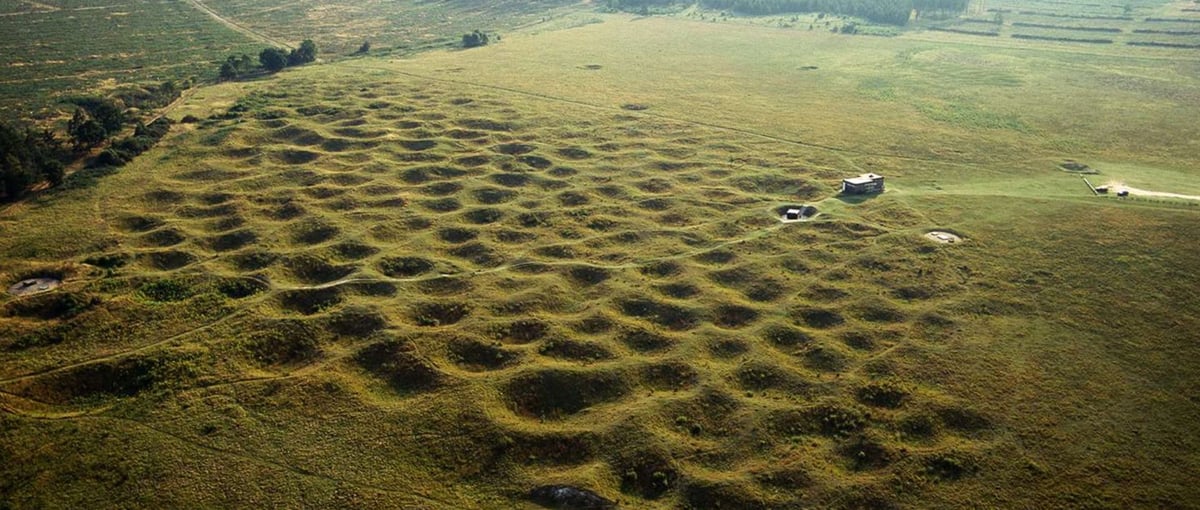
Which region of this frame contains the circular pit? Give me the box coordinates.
[7,277,62,296]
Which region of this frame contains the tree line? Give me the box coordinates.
[1,92,174,201]
[220,40,317,80]
[3,40,321,201]
[607,0,970,24]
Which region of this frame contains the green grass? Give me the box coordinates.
[0,0,584,119]
[2,4,1200,509]
[0,0,264,118]
[937,0,1200,48]
[195,0,580,54]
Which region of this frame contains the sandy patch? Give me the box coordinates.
[925,231,962,244]
[1105,181,1200,201]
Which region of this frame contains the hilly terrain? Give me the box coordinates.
[2,0,1199,508]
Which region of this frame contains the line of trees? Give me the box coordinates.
[1,92,178,200]
[5,40,322,201]
[95,117,172,168]
[606,0,970,25]
[220,39,318,79]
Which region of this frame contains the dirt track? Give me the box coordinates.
[182,0,292,49]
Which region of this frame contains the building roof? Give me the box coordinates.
[843,173,883,185]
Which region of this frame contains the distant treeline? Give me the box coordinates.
[1132,28,1200,35]
[1011,21,1122,32]
[1127,40,1200,48]
[960,18,1000,24]
[928,26,998,35]
[606,0,970,25]
[1144,17,1200,23]
[1011,33,1113,43]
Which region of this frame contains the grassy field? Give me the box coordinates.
[0,0,264,118]
[196,0,581,55]
[0,0,581,119]
[936,0,1200,47]
[2,3,1200,509]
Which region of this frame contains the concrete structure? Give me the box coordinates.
[841,173,884,195]
[779,205,818,223]
[7,277,61,296]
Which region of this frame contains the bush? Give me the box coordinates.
[219,54,256,80]
[94,149,129,168]
[287,39,317,66]
[462,30,490,48]
[93,118,172,168]
[259,47,289,72]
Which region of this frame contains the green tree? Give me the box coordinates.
[259,47,289,72]
[287,39,317,66]
[89,99,125,133]
[356,40,371,54]
[42,158,65,186]
[72,120,107,149]
[462,30,490,48]
[66,98,124,136]
[67,108,87,140]
[67,109,106,149]
[0,123,68,198]
[1,155,34,199]
[219,60,239,80]
[220,54,257,79]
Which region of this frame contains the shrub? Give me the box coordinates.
[259,47,289,72]
[462,30,490,48]
[287,39,317,66]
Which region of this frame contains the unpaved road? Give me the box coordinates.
[183,0,292,49]
[1106,182,1200,201]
